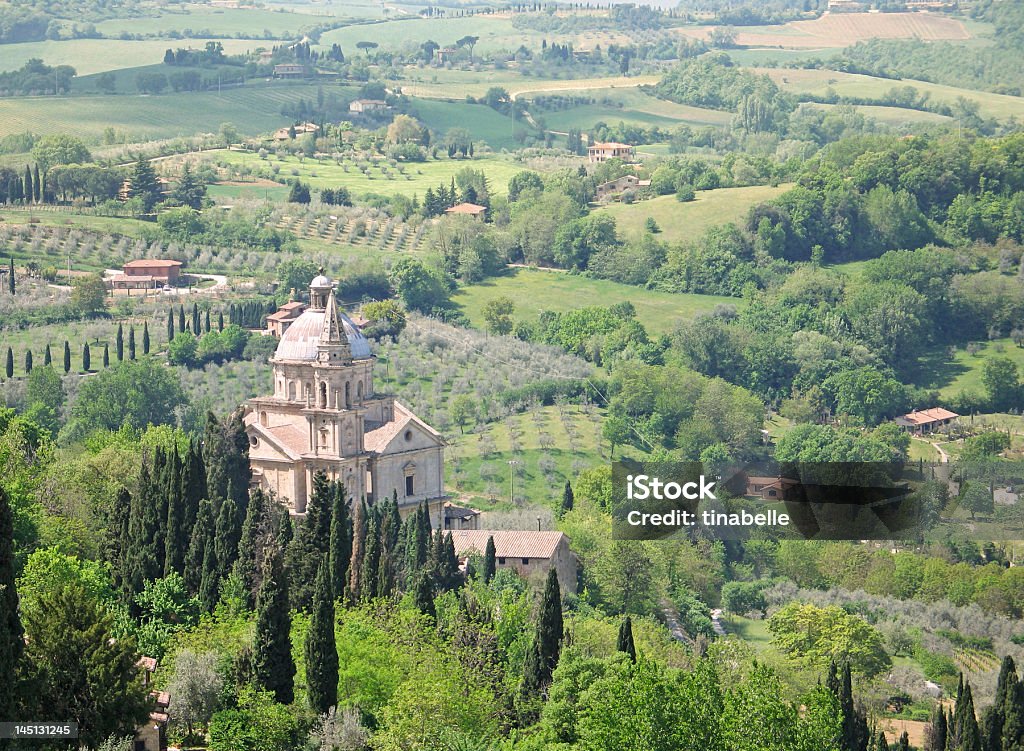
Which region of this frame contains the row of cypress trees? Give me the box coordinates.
[3,323,151,378]
[924,656,1024,751]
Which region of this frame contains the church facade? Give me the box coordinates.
[243,273,446,520]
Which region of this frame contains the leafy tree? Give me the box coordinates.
[66,359,184,440]
[982,356,1020,412]
[305,559,339,714]
[21,579,151,746]
[721,581,766,617]
[167,649,222,739]
[288,181,311,204]
[958,482,994,521]
[71,273,108,315]
[30,134,90,172]
[253,547,295,704]
[482,296,515,335]
[389,257,449,314]
[768,602,891,677]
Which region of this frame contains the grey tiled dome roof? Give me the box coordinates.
[273,308,372,361]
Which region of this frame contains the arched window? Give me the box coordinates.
[288,381,296,400]
[357,381,363,402]
[345,382,351,408]
[319,382,327,408]
[259,411,268,427]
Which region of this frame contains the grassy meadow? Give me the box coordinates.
[452,267,740,336]
[212,149,527,197]
[533,86,732,133]
[597,184,790,244]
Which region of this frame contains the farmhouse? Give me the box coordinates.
[434,46,458,64]
[266,300,307,337]
[244,272,447,523]
[449,530,578,593]
[349,98,388,114]
[745,476,799,500]
[134,655,170,751]
[894,407,959,434]
[273,63,307,79]
[443,501,481,531]
[445,202,487,220]
[272,122,319,141]
[588,141,635,163]
[595,174,651,201]
[110,259,182,290]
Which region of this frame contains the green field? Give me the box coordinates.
[0,82,332,140]
[598,184,791,244]
[452,267,741,336]
[763,68,1024,123]
[406,98,531,151]
[533,87,732,133]
[921,338,1024,400]
[0,38,268,76]
[92,2,382,37]
[807,102,953,127]
[213,150,526,198]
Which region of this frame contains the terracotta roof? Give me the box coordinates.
[589,142,633,150]
[137,656,157,671]
[444,501,481,520]
[445,202,487,215]
[123,259,182,268]
[450,530,567,560]
[364,402,443,453]
[111,274,153,283]
[155,691,170,708]
[261,423,308,459]
[267,309,303,322]
[896,408,959,426]
[280,301,306,311]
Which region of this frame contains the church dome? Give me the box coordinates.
[273,308,372,361]
[310,274,333,289]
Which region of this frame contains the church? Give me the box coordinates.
[243,272,446,522]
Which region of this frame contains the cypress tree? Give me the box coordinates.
[43,343,51,366]
[24,349,32,374]
[437,532,460,592]
[107,488,132,592]
[276,506,293,549]
[125,458,164,598]
[304,559,339,714]
[163,448,185,576]
[483,535,496,583]
[102,343,109,368]
[984,656,1017,751]
[4,347,12,379]
[1005,679,1024,750]
[167,310,175,343]
[896,731,909,751]
[560,480,574,517]
[348,499,366,602]
[617,616,636,663]
[214,497,241,584]
[521,568,563,703]
[128,325,136,360]
[23,165,31,202]
[192,302,200,335]
[360,514,381,600]
[7,258,13,295]
[199,535,219,611]
[33,164,40,202]
[63,340,70,374]
[82,342,90,372]
[328,484,351,601]
[116,323,124,361]
[143,321,150,354]
[204,309,211,333]
[235,488,268,608]
[0,486,25,721]
[955,679,982,751]
[217,310,224,331]
[875,732,889,751]
[178,305,185,334]
[926,704,947,751]
[183,499,214,594]
[413,571,435,618]
[253,546,295,704]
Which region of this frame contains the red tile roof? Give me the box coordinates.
[445,202,486,215]
[123,259,182,268]
[896,408,959,426]
[450,530,567,560]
